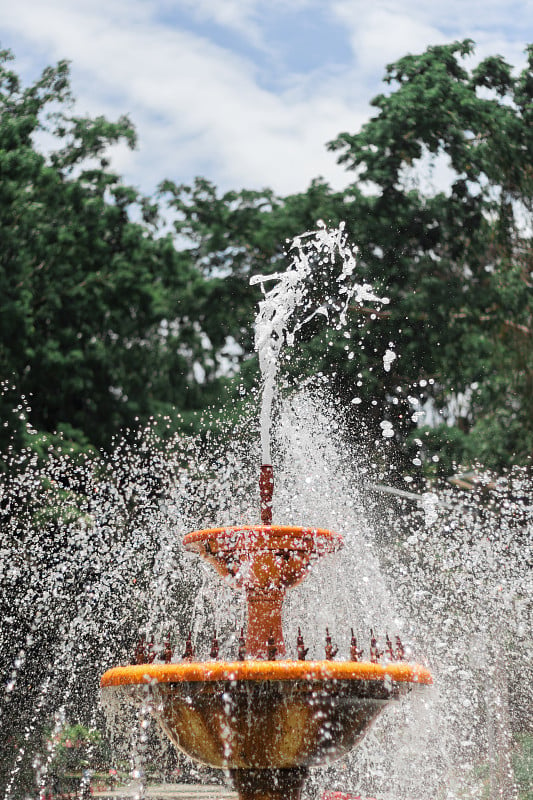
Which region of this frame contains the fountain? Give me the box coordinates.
[1,225,530,799]
[100,226,432,800]
[100,468,432,800]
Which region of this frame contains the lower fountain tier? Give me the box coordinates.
[101,660,432,770]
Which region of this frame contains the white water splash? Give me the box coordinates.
[383,347,396,373]
[251,221,386,464]
[1,237,531,799]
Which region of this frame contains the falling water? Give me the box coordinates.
[0,224,531,799]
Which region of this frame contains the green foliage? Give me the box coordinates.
[470,733,533,800]
[45,723,113,796]
[0,51,236,459]
[51,723,104,768]
[324,41,533,473]
[514,733,533,800]
[1,42,532,474]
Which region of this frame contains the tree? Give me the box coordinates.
[163,41,533,476]
[327,39,533,474]
[0,50,233,459]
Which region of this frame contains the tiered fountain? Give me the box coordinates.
[101,463,432,800]
[101,225,433,799]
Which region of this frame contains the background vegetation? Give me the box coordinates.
[1,39,531,478]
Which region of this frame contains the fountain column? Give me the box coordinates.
[246,589,284,658]
[247,464,285,658]
[230,767,308,800]
[259,464,274,525]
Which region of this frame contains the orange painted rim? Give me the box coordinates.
[100,660,432,688]
[183,525,344,551]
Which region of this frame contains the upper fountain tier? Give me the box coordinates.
[183,524,343,658]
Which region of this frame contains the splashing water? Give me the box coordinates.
[251,221,386,464]
[0,222,531,799]
[1,389,532,798]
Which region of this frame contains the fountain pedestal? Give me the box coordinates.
[230,767,307,800]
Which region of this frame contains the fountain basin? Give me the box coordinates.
[101,660,432,769]
[183,526,343,590]
[183,526,343,657]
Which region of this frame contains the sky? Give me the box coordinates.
[1,1,532,198]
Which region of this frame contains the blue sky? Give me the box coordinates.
[1,1,531,197]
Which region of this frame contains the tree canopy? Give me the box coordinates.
[1,40,532,476]
[328,39,533,472]
[0,49,237,460]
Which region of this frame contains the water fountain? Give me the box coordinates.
[100,226,433,800]
[1,225,530,799]
[101,469,432,800]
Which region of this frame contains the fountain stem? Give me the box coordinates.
[230,768,308,800]
[246,589,285,658]
[259,465,274,525]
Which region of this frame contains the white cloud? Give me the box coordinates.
[171,0,319,45]
[2,0,366,194]
[332,1,447,74]
[171,0,263,43]
[1,0,531,198]
[332,0,531,74]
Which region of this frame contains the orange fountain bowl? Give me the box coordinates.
[183,526,343,591]
[101,660,432,770]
